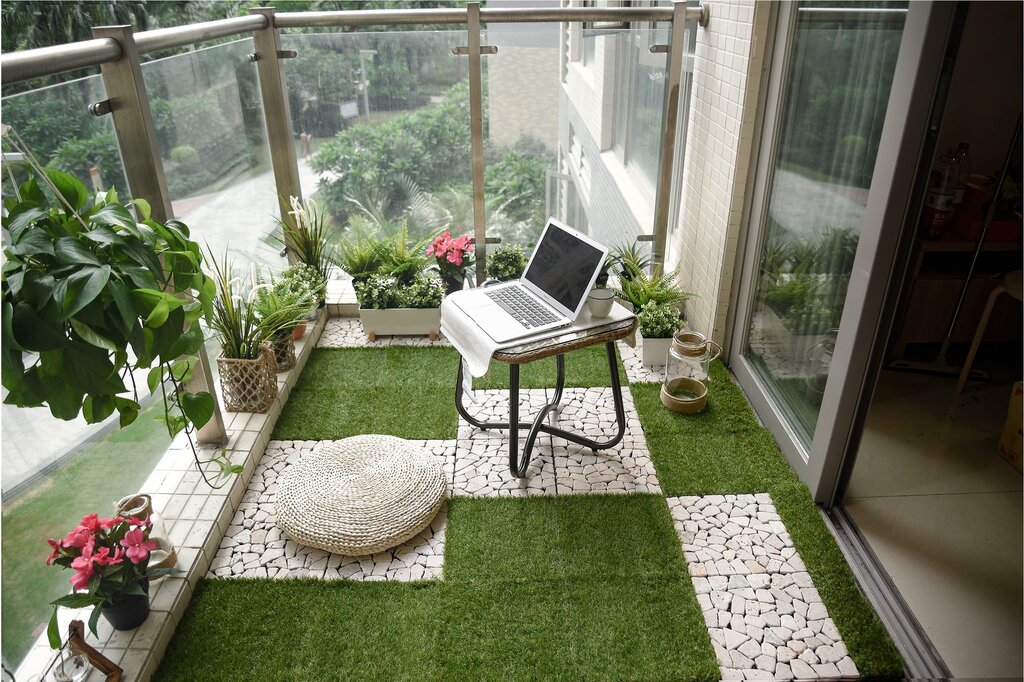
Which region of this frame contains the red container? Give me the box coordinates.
[952,185,1023,242]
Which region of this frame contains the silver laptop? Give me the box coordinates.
[452,218,609,343]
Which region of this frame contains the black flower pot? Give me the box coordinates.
[101,582,150,631]
[441,273,464,296]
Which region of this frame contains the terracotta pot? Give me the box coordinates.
[292,322,306,341]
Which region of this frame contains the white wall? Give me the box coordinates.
[667,0,770,344]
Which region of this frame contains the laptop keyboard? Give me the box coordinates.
[485,286,561,329]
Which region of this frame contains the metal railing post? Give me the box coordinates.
[251,6,303,263]
[466,2,488,284]
[651,0,689,274]
[91,24,228,446]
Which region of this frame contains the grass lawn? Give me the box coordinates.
[162,344,902,680]
[1,399,172,665]
[631,361,903,678]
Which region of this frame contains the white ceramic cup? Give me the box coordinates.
[587,287,615,318]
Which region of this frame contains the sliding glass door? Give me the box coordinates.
[731,1,910,479]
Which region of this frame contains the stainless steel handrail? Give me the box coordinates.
[135,15,268,54]
[1,4,707,85]
[1,38,122,84]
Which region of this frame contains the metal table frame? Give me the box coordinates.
[454,316,637,477]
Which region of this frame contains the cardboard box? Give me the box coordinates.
[997,381,1023,473]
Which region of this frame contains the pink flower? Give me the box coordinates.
[69,541,96,591]
[127,516,152,529]
[99,516,119,530]
[45,538,62,566]
[120,528,157,565]
[93,546,125,566]
[63,525,94,549]
[78,513,102,533]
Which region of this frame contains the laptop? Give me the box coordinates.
[451,218,609,343]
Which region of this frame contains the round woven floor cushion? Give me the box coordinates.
[276,435,448,556]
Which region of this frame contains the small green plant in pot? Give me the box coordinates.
[254,271,316,371]
[486,243,527,282]
[615,267,693,311]
[207,251,309,411]
[354,274,444,341]
[277,196,334,304]
[637,302,684,367]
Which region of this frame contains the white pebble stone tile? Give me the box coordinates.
[210,439,452,582]
[667,494,859,681]
[616,339,666,384]
[318,317,450,348]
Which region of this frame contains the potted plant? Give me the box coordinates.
[207,251,307,411]
[253,273,316,371]
[45,512,177,643]
[637,302,685,367]
[277,196,334,305]
[278,263,328,339]
[334,225,385,285]
[608,242,652,283]
[486,243,527,282]
[355,273,445,341]
[0,155,238,487]
[615,267,693,312]
[427,230,474,295]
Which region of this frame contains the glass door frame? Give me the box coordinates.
[728,1,958,502]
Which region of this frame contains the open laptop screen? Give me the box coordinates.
[523,223,605,311]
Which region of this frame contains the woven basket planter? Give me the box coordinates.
[271,334,296,372]
[217,346,278,413]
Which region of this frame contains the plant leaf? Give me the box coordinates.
[180,391,214,429]
[54,236,101,266]
[12,301,66,351]
[9,226,55,258]
[147,365,164,394]
[47,610,61,650]
[70,318,117,352]
[45,168,89,211]
[63,264,110,319]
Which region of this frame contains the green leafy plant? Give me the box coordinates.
[279,263,327,307]
[253,271,316,337]
[637,302,683,339]
[278,196,335,288]
[334,224,386,283]
[608,242,652,282]
[486,243,527,282]
[0,137,234,486]
[615,268,692,310]
[374,224,434,285]
[783,296,837,337]
[206,251,307,360]
[763,275,820,314]
[354,274,443,310]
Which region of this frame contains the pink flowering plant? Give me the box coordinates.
[427,231,475,284]
[45,512,177,647]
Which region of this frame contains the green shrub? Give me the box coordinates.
[763,276,819,314]
[312,81,472,224]
[47,131,127,197]
[280,264,328,306]
[484,137,553,225]
[486,243,527,281]
[637,302,683,339]
[354,274,443,309]
[170,145,200,167]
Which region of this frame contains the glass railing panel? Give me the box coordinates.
[283,30,472,251]
[0,78,165,671]
[141,38,279,271]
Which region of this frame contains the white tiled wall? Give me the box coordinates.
[668,0,771,345]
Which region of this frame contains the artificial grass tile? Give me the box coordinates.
[156,579,441,682]
[631,360,904,678]
[273,347,460,440]
[439,579,718,681]
[443,495,687,583]
[475,343,626,390]
[275,384,457,440]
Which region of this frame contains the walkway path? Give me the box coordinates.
[208,318,861,680]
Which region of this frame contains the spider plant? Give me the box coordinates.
[206,250,309,359]
[277,195,335,285]
[608,242,653,282]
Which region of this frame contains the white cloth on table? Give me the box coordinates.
[440,291,636,378]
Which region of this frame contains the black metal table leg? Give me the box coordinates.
[454,341,627,478]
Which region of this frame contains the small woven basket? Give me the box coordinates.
[217,345,278,412]
[271,334,296,372]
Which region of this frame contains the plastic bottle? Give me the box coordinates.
[920,148,960,238]
[953,142,971,205]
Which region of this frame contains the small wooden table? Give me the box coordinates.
[455,315,638,477]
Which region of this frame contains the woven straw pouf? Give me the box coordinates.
[275,435,448,556]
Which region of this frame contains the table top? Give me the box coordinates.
[492,315,637,364]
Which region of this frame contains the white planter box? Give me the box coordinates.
[641,335,672,367]
[761,305,821,367]
[358,307,441,341]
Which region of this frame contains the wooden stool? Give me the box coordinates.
[956,270,1023,394]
